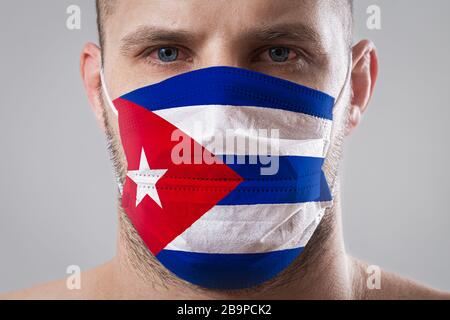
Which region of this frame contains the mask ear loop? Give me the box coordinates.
[328,52,353,196]
[333,53,353,112]
[99,67,124,194]
[100,68,119,116]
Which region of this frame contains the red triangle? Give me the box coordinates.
[115,98,243,255]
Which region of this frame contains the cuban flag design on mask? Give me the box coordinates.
[103,66,335,289]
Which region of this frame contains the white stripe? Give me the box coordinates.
[154,105,332,157]
[164,201,331,254]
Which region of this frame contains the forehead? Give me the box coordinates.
[107,0,343,50]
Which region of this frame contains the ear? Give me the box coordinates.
[80,43,106,132]
[346,39,379,135]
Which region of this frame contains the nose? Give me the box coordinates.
[198,38,248,69]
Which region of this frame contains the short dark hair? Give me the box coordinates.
[96,0,354,55]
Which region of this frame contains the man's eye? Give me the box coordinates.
[145,47,180,63]
[156,47,179,62]
[261,47,298,63]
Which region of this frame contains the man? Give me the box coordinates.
[2,0,449,299]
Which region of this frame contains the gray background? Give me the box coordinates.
[0,0,449,293]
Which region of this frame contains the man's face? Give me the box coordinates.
[96,0,353,288]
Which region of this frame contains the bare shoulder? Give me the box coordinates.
[351,257,450,300]
[0,278,76,300]
[0,262,114,300]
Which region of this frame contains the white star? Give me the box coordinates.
[127,147,168,208]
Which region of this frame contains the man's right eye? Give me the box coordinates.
[140,46,191,66]
[155,47,179,62]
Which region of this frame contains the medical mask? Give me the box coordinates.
[101,65,348,289]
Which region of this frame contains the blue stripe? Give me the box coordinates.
[121,66,335,120]
[216,155,331,205]
[156,247,303,289]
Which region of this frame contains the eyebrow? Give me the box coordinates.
[120,22,325,56]
[120,26,198,55]
[249,23,326,56]
[252,23,322,45]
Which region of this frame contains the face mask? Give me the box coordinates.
[101,65,347,290]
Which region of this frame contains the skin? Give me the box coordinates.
[2,0,450,300]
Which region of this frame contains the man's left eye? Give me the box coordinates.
[261,47,298,63]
